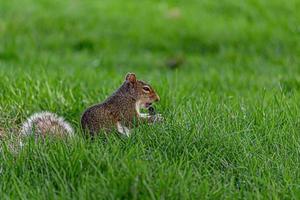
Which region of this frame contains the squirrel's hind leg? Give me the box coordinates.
[116,122,130,137]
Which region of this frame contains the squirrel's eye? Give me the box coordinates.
[143,86,150,92]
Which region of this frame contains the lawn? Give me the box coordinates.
[1,0,300,199]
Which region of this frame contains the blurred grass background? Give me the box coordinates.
[1,0,300,199]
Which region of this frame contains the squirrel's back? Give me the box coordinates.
[81,103,116,135]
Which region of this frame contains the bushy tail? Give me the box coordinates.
[20,111,74,137]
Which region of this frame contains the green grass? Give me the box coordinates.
[1,0,300,199]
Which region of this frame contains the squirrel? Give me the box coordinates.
[81,72,162,136]
[19,73,162,137]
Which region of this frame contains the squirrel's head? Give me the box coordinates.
[125,73,160,108]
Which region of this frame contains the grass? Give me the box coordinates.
[1,0,300,199]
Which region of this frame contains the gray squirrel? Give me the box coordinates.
[20,73,163,138]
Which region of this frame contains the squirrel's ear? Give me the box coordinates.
[125,73,136,83]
